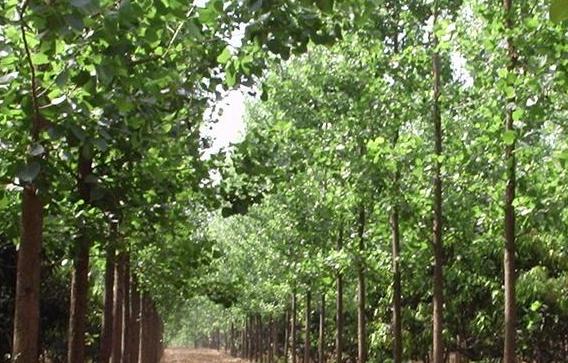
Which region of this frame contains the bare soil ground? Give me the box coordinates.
[161,348,248,363]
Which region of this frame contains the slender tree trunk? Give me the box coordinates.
[390,205,403,363]
[121,255,131,363]
[284,309,290,361]
[292,293,297,363]
[249,315,255,361]
[231,322,236,356]
[259,315,264,363]
[431,7,445,363]
[336,226,344,363]
[67,238,90,363]
[111,252,126,363]
[12,12,44,362]
[101,242,116,363]
[357,206,367,363]
[304,291,311,363]
[269,316,275,363]
[12,187,42,363]
[129,276,140,363]
[243,321,247,359]
[140,293,152,363]
[503,0,517,362]
[318,294,325,363]
[67,154,92,363]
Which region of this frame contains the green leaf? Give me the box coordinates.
[503,130,516,145]
[93,138,108,152]
[216,47,232,64]
[512,109,524,121]
[17,161,41,183]
[530,300,542,312]
[315,0,334,12]
[550,0,568,22]
[31,53,49,65]
[162,123,172,133]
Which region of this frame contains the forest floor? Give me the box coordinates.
[161,348,247,363]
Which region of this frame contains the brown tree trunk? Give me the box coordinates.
[111,252,126,363]
[304,291,311,363]
[140,293,152,363]
[129,276,140,363]
[121,255,131,363]
[390,206,402,363]
[503,0,517,362]
[67,154,92,363]
[258,315,263,363]
[292,293,297,363]
[12,11,44,362]
[336,226,344,363]
[284,309,290,361]
[100,241,116,363]
[431,7,445,363]
[243,320,248,359]
[318,294,325,363]
[357,206,367,363]
[269,316,274,363]
[12,187,42,363]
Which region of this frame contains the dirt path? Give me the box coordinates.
[161,348,248,363]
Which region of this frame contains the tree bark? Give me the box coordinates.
[390,206,402,363]
[357,206,367,363]
[111,251,126,363]
[12,9,44,362]
[67,154,92,363]
[284,309,290,361]
[431,7,445,363]
[129,276,140,363]
[140,293,153,363]
[336,226,344,363]
[12,187,42,363]
[121,255,131,363]
[304,291,311,363]
[318,294,325,363]
[292,293,297,363]
[100,241,116,363]
[503,0,518,362]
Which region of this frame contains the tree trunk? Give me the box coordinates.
[12,187,43,363]
[242,321,247,359]
[269,316,274,363]
[390,7,403,363]
[357,206,367,363]
[284,309,290,361]
[336,226,344,363]
[503,0,517,362]
[12,14,44,363]
[101,242,116,363]
[318,294,325,363]
[121,255,131,363]
[129,276,140,363]
[111,252,126,363]
[140,293,153,363]
[67,154,92,363]
[292,293,297,363]
[304,291,311,363]
[258,315,263,363]
[390,206,402,363]
[431,7,445,363]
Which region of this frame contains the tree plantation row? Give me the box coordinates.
[0,0,566,363]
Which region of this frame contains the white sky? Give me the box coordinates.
[201,90,246,157]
